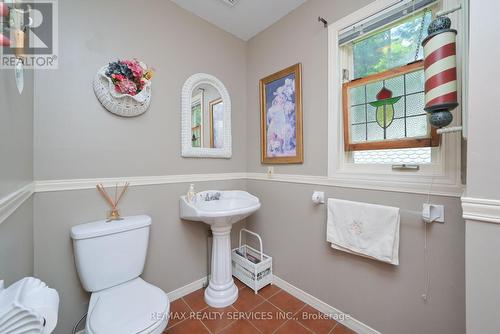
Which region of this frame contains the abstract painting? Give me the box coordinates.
[260,63,303,164]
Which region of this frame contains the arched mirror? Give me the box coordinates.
[181,73,232,158]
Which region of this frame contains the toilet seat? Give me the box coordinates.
[86,278,169,334]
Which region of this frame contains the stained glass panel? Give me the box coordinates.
[348,67,429,144]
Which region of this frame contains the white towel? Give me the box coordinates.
[327,198,400,265]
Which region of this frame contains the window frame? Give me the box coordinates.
[342,60,440,152]
[327,0,464,196]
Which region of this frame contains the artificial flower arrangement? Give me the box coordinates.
[105,59,154,96]
[93,58,155,117]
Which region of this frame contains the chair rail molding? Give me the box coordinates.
[0,183,35,225]
[32,172,463,197]
[462,196,500,224]
[34,173,248,192]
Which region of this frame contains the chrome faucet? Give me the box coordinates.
[204,192,221,201]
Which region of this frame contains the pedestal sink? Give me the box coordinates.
[180,190,261,308]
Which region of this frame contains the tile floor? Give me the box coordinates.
[163,278,356,334]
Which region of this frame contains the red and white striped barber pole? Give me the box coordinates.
[422,17,458,128]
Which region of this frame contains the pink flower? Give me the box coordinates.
[111,73,125,81]
[123,60,144,80]
[115,78,137,96]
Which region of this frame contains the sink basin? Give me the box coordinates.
[180,190,261,308]
[180,190,261,225]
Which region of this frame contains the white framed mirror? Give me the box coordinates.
[181,73,232,158]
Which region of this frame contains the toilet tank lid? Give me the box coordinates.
[70,215,152,240]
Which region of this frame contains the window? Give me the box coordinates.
[341,8,437,165]
[343,61,439,152]
[328,0,463,195]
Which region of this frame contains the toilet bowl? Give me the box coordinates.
[70,215,169,334]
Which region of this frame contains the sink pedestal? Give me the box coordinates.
[204,224,238,308]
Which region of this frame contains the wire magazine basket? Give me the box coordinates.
[231,229,273,294]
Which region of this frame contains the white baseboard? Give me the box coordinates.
[273,275,381,334]
[166,276,207,302]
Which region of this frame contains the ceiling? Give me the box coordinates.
[171,0,307,41]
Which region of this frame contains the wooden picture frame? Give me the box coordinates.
[259,63,303,164]
[209,98,224,148]
[342,61,440,151]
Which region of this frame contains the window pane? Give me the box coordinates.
[352,11,432,79]
[386,118,405,140]
[406,115,428,137]
[406,69,425,94]
[350,86,365,105]
[406,92,426,116]
[350,105,366,124]
[351,124,366,143]
[353,147,432,164]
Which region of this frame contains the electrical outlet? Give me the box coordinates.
[267,166,274,177]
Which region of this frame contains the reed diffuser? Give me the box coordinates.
[96,182,129,221]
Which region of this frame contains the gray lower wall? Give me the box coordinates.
[33,180,246,334]
[246,180,465,334]
[0,199,34,286]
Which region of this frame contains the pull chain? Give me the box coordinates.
[414,8,430,62]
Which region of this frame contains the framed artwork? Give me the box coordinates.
[259,63,303,164]
[209,98,224,148]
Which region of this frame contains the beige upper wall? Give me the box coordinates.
[33,0,247,180]
[466,0,500,200]
[246,0,373,175]
[0,69,34,197]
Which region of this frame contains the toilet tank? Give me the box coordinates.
[70,215,152,292]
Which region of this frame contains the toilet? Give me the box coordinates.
[70,215,169,334]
